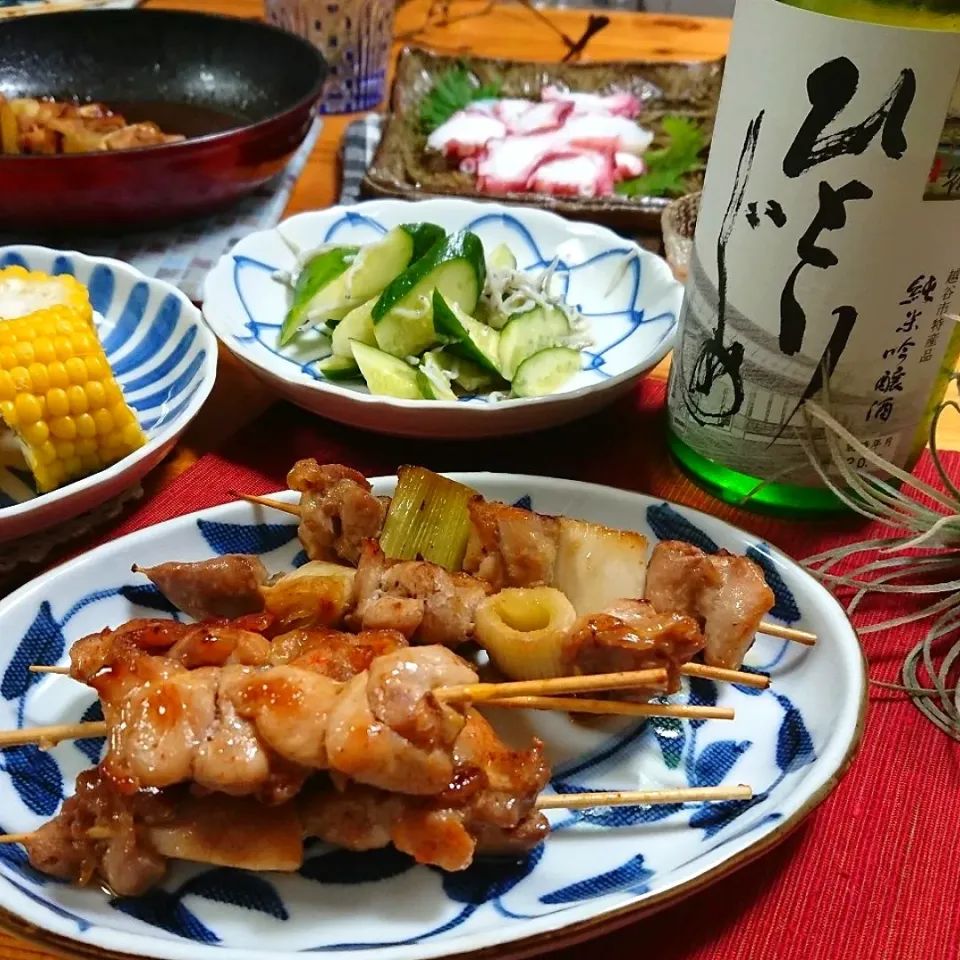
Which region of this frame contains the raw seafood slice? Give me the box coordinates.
[426,112,507,159]
[527,150,616,198]
[563,113,655,155]
[615,151,645,179]
[475,131,565,193]
[541,86,642,118]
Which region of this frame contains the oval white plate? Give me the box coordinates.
[0,475,865,960]
[202,199,681,439]
[0,246,217,544]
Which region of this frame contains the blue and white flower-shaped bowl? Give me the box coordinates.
[0,246,217,544]
[0,474,866,960]
[202,199,680,439]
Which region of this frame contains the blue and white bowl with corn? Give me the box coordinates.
[0,247,217,544]
[202,198,682,439]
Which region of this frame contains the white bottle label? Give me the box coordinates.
[667,0,960,483]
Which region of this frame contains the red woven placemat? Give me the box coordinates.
[90,379,960,959]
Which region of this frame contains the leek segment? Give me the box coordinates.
[379,466,475,570]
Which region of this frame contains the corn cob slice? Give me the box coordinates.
[0,303,146,494]
[0,265,93,326]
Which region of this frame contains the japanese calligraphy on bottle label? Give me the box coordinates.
[667,0,960,484]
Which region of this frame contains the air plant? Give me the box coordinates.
[796,368,960,740]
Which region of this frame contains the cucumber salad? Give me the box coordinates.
[274,223,591,401]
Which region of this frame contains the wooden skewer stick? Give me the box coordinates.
[485,697,735,720]
[0,825,113,845]
[535,784,752,809]
[230,491,301,518]
[230,493,818,648]
[28,665,68,674]
[0,788,753,845]
[759,622,817,646]
[437,668,669,703]
[680,663,769,689]
[0,722,107,748]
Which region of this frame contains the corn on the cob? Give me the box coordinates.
[0,266,92,326]
[0,298,146,495]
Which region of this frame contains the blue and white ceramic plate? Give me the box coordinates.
[202,199,681,439]
[0,475,866,960]
[0,246,217,544]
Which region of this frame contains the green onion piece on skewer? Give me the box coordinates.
[380,466,475,571]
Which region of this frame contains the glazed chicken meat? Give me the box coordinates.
[645,541,775,670]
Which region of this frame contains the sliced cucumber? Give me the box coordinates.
[499,305,571,380]
[430,349,497,393]
[402,222,447,262]
[488,243,517,273]
[281,246,358,345]
[345,226,418,304]
[432,290,501,375]
[351,340,423,400]
[372,231,486,359]
[317,355,361,381]
[417,368,458,401]
[332,298,377,357]
[512,346,581,397]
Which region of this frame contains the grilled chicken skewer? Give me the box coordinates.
[227,460,815,659]
[5,619,731,797]
[0,761,751,896]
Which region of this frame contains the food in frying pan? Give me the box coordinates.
[0,95,185,154]
[0,266,147,494]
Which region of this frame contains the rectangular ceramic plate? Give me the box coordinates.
[361,46,724,235]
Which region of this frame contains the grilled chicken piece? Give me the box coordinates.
[303,709,548,870]
[565,599,704,695]
[269,626,408,678]
[134,556,355,632]
[464,499,559,589]
[133,555,269,621]
[349,541,491,646]
[646,541,775,670]
[325,646,477,796]
[25,768,176,896]
[230,665,341,771]
[67,621,484,801]
[288,459,389,565]
[69,618,273,683]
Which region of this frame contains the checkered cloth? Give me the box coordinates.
[0,119,323,303]
[339,114,384,204]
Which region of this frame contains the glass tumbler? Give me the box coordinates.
[266,0,396,114]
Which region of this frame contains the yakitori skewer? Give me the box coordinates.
[0,784,754,847]
[0,697,733,751]
[30,660,770,689]
[232,490,818,648]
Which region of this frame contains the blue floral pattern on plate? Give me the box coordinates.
[0,475,865,959]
